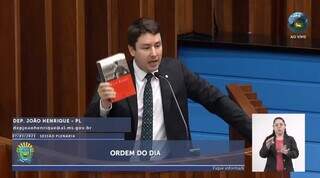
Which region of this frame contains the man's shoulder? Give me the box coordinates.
[160,57,181,67]
[158,58,185,80]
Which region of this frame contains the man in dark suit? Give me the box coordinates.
[85,18,252,141]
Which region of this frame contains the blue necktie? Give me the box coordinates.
[141,73,153,140]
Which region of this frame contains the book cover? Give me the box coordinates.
[96,53,136,102]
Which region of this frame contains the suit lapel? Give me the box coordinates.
[126,60,138,138]
[158,62,172,123]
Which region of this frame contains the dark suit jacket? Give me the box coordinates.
[85,58,252,140]
[260,133,299,171]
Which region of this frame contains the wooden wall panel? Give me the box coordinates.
[76,0,86,117]
[232,0,249,35]
[107,0,119,55]
[51,0,86,116]
[177,0,193,35]
[118,0,141,58]
[141,0,155,19]
[214,0,233,35]
[37,8,63,178]
[311,0,320,40]
[16,172,39,178]
[38,172,64,178]
[248,0,286,44]
[45,0,54,116]
[11,0,39,178]
[20,0,47,116]
[272,0,287,43]
[106,0,141,59]
[213,0,249,39]
[193,0,211,35]
[52,0,77,116]
[0,0,17,138]
[155,0,177,58]
[249,0,273,36]
[85,0,108,107]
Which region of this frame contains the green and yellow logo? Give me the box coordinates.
[16,142,34,164]
[288,12,308,33]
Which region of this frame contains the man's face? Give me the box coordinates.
[128,33,162,73]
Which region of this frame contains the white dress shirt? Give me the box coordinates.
[99,60,167,140]
[133,60,167,140]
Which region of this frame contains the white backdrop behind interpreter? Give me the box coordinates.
[252,114,305,172]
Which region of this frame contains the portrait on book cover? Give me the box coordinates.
[113,60,129,79]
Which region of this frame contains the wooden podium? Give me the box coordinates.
[1,136,251,178]
[0,136,12,178]
[0,84,290,178]
[0,139,288,178]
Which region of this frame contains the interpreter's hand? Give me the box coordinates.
[280,145,290,155]
[266,137,274,149]
[97,82,116,109]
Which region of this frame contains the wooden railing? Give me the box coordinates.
[227,84,268,117]
[227,84,268,142]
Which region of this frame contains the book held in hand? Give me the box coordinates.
[96,53,136,102]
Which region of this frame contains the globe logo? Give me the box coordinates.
[288,12,308,33]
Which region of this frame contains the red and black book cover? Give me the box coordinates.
[97,53,136,102]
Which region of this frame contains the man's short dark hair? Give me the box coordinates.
[127,18,160,49]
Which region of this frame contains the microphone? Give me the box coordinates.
[154,72,190,140]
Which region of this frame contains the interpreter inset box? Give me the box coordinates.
[252,114,305,172]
